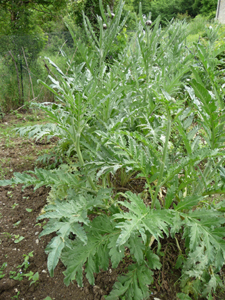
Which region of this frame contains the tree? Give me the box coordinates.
[133,0,153,15]
[0,0,67,106]
[68,0,117,27]
[138,0,217,24]
[193,0,217,16]
[0,0,67,34]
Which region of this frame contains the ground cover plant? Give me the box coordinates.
[1,1,225,299]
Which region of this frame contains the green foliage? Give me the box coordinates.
[1,1,225,299]
[0,0,67,109]
[23,271,39,285]
[138,0,217,24]
[105,263,155,299]
[38,188,112,276]
[8,251,38,285]
[193,0,217,17]
[69,0,116,27]
[187,14,209,37]
[0,262,7,279]
[0,0,67,35]
[150,0,183,23]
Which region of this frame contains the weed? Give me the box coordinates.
[12,111,23,119]
[21,251,33,270]
[35,220,46,227]
[26,208,33,212]
[11,203,18,209]
[13,220,21,227]
[9,251,38,286]
[0,158,11,166]
[13,235,25,244]
[3,232,12,239]
[0,168,7,179]
[23,271,39,285]
[0,262,7,278]
[22,154,36,162]
[7,191,13,198]
[9,270,24,281]
[11,291,20,300]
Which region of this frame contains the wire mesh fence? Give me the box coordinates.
[0,31,74,111]
[0,27,131,111]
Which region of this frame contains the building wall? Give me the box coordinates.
[217,0,225,24]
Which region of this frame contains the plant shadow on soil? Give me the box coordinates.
[0,113,225,300]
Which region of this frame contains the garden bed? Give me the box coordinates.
[0,114,183,300]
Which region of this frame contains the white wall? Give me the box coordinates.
[216,0,225,24]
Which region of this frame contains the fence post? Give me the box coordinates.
[19,54,24,104]
[8,50,22,105]
[22,47,35,100]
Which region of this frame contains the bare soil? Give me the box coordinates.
[0,114,223,300]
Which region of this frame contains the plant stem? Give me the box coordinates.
[175,235,182,254]
[75,132,97,191]
[151,110,171,209]
[71,110,97,191]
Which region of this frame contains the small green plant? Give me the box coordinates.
[7,191,13,198]
[11,203,18,209]
[13,112,23,119]
[26,208,33,212]
[0,262,7,278]
[9,270,24,281]
[25,115,37,122]
[11,291,20,300]
[13,220,21,227]
[21,251,34,270]
[0,168,7,179]
[35,221,46,227]
[9,251,37,285]
[23,271,39,285]
[3,232,12,239]
[13,234,25,244]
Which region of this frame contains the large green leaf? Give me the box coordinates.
[174,195,203,211]
[106,264,154,300]
[45,235,65,277]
